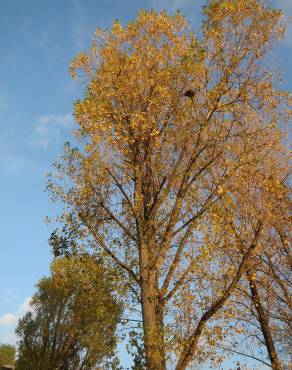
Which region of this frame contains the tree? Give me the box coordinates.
[0,344,15,367]
[48,1,290,369]
[205,174,290,370]
[245,220,291,369]
[15,257,122,370]
[236,192,292,370]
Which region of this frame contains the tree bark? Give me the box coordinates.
[246,271,282,370]
[141,270,166,370]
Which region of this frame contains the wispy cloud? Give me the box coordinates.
[0,297,32,326]
[0,297,32,345]
[0,86,10,112]
[17,297,32,317]
[31,113,74,149]
[0,92,8,111]
[149,0,204,15]
[0,152,37,175]
[276,0,292,12]
[72,0,92,51]
[0,314,17,326]
[1,290,15,305]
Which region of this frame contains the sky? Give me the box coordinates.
[0,0,291,368]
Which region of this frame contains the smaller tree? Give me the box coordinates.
[0,344,15,367]
[15,256,123,370]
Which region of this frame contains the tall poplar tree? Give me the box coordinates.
[48,1,290,369]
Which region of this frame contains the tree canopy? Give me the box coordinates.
[0,344,15,367]
[47,1,291,369]
[15,257,122,370]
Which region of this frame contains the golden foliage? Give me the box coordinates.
[49,2,290,369]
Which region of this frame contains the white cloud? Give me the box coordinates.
[0,297,32,345]
[0,314,17,326]
[1,332,17,345]
[31,113,74,149]
[17,297,32,317]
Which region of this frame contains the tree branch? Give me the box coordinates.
[218,346,272,368]
[106,167,138,223]
[100,203,137,243]
[164,261,194,302]
[78,212,140,285]
[161,225,193,298]
[175,221,263,370]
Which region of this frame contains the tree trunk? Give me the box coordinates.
[141,270,166,370]
[246,271,282,370]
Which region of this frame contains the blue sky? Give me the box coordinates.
[0,0,291,368]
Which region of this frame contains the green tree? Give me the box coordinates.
[0,344,15,367]
[15,257,122,370]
